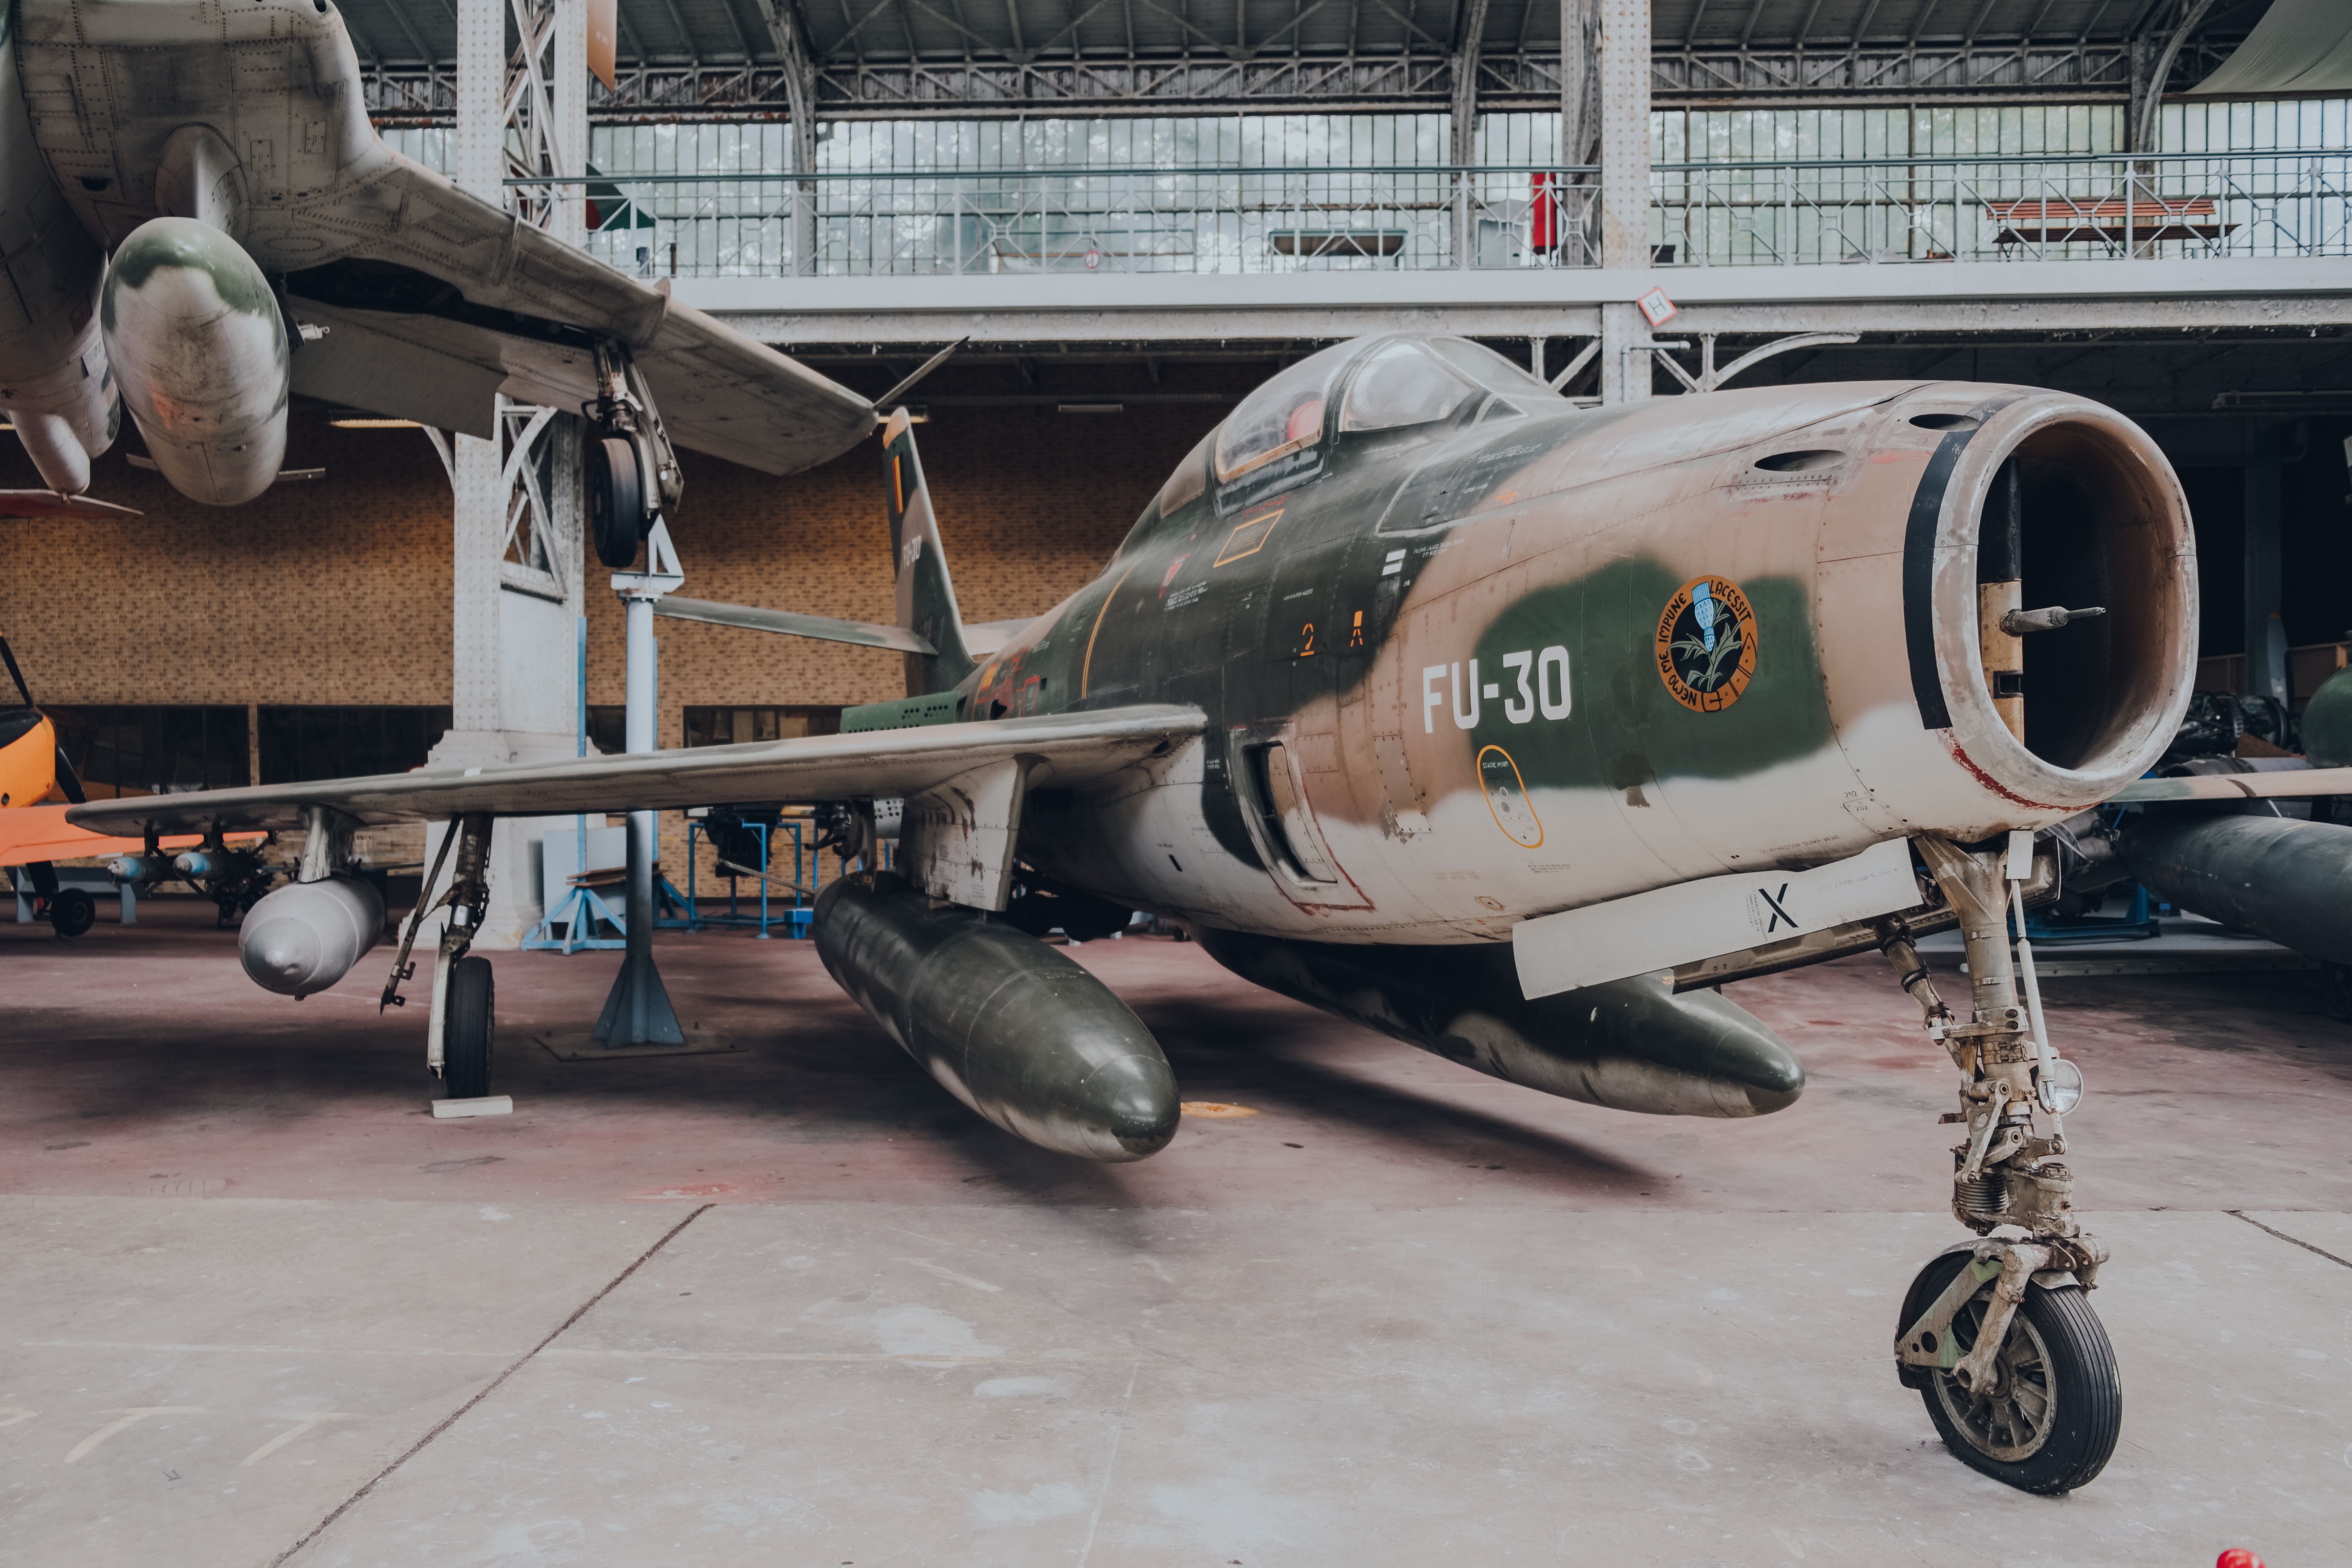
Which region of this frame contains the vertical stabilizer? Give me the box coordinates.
[881,408,976,697]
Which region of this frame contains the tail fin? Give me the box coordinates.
[881,408,975,697]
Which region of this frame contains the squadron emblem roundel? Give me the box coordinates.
[1655,575,1759,713]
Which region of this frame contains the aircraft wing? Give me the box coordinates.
[277,154,874,475]
[0,804,261,867]
[2111,767,2352,802]
[64,706,1204,836]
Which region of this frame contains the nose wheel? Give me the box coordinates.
[1881,835,2119,1495]
[1898,1248,2121,1494]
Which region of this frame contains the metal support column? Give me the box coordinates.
[762,1,822,277]
[429,0,592,948]
[1449,0,1491,269]
[1597,0,1651,403]
[592,523,686,1047]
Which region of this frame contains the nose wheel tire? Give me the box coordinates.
[442,955,495,1100]
[48,886,95,938]
[587,435,647,569]
[1898,1249,2121,1494]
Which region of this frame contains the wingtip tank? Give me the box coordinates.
[1192,926,1804,1117]
[814,873,1179,1160]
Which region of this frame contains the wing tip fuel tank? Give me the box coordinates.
[1193,927,1804,1118]
[814,873,1180,1160]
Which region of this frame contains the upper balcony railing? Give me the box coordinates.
[509,150,2351,279]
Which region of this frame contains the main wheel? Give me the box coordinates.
[587,436,646,568]
[1898,1250,2121,1494]
[48,886,95,938]
[442,955,495,1100]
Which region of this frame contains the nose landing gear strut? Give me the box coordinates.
[1880,833,2119,1494]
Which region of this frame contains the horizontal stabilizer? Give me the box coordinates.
[0,491,140,518]
[1514,838,1921,999]
[67,704,1204,834]
[654,595,936,655]
[2111,766,2352,802]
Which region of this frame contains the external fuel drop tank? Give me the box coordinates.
[101,216,288,505]
[239,875,384,999]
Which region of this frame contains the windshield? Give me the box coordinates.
[1429,337,1561,402]
[1155,427,1213,517]
[1341,340,1475,433]
[1214,342,1355,482]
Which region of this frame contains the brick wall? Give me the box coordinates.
[0,392,1223,901]
[1,401,1210,713]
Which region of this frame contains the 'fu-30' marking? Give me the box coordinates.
[1422,649,1571,733]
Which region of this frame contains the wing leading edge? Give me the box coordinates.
[280,158,874,475]
[64,707,1204,836]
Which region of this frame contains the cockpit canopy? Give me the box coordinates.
[1151,334,1562,524]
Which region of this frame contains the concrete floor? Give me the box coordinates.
[3,901,2347,1566]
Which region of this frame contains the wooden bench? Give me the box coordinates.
[1985,195,2234,246]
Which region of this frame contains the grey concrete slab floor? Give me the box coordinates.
[0,1202,2344,1566]
[3,903,2349,1564]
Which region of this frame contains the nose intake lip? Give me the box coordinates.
[1908,390,2196,809]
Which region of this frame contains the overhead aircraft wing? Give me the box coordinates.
[65,706,1204,836]
[276,154,873,474]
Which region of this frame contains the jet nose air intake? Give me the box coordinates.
[1902,390,2195,811]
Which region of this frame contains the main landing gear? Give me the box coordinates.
[381,811,499,1102]
[585,341,683,570]
[1877,834,2119,1494]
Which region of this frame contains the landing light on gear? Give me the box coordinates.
[1880,832,2122,1493]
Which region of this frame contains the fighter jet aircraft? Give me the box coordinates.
[76,334,2234,1493]
[0,0,871,556]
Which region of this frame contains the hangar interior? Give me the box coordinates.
[3,0,2351,1562]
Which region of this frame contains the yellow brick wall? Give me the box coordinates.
[0,403,1211,714]
[0,419,455,705]
[0,399,1219,900]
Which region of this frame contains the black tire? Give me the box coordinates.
[1899,1250,2121,1494]
[48,886,96,939]
[442,955,495,1100]
[587,435,646,568]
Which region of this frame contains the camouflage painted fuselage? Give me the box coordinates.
[909,350,2197,946]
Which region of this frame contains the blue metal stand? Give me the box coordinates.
[684,820,777,937]
[2026,882,2162,944]
[523,616,627,953]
